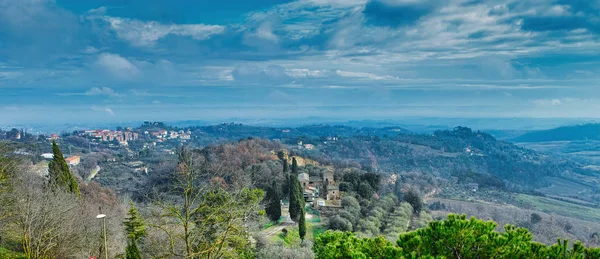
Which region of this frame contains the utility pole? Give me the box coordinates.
[96,214,108,259]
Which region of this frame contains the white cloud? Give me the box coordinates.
[534,99,562,106]
[305,0,367,6]
[232,65,293,84]
[286,68,327,78]
[255,21,279,43]
[335,70,399,80]
[85,87,121,97]
[323,85,358,89]
[95,53,140,80]
[82,46,99,54]
[91,105,115,116]
[542,5,571,16]
[103,16,225,47]
[131,89,151,96]
[0,71,23,80]
[88,6,107,15]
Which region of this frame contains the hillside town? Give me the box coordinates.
[298,167,342,210]
[42,127,192,148]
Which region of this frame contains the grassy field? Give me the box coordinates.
[0,247,26,259]
[536,177,596,205]
[515,194,600,222]
[266,213,327,246]
[517,140,600,163]
[268,221,326,245]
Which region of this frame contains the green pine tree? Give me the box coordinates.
[314,214,600,259]
[124,202,146,259]
[404,189,423,214]
[125,243,142,259]
[265,180,282,222]
[299,207,306,241]
[48,141,80,196]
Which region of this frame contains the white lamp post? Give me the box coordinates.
[96,214,108,259]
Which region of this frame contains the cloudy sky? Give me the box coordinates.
[1,0,600,125]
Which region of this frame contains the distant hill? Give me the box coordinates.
[512,123,600,142]
[299,126,600,194]
[183,123,411,146]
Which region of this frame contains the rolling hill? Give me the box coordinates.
[513,123,600,142]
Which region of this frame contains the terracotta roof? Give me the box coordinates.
[65,156,80,162]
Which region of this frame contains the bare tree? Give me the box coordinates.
[145,147,264,259]
[11,171,85,258]
[0,160,126,259]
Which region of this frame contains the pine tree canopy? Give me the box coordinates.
[314,214,600,259]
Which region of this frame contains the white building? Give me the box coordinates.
[41,153,54,159]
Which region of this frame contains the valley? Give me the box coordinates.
[4,122,600,257]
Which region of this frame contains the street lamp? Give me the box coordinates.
[96,214,108,259]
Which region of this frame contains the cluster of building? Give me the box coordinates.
[81,130,140,145]
[297,141,315,150]
[0,129,22,140]
[146,129,191,142]
[297,167,342,209]
[464,147,484,157]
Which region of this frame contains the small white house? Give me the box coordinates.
[41,153,54,159]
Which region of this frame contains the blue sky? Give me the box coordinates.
[1,0,600,125]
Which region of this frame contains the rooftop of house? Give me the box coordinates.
[298,172,309,181]
[328,185,339,191]
[65,156,80,161]
[309,176,322,182]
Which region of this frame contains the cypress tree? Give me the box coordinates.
[281,157,290,199]
[48,141,80,196]
[289,158,304,222]
[282,158,289,173]
[124,202,146,259]
[297,180,305,209]
[299,207,306,241]
[297,179,307,240]
[265,180,282,222]
[291,156,297,175]
[289,157,307,223]
[394,178,403,201]
[289,174,300,222]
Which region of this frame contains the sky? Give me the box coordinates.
[1,0,600,126]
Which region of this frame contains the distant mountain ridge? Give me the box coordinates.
[513,123,600,142]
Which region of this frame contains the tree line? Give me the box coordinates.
[315,214,600,258]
